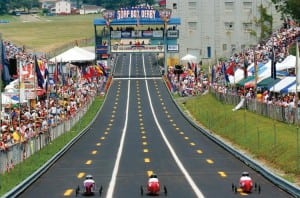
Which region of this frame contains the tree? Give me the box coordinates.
[271,0,300,22]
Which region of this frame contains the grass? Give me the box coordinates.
[0,14,98,52]
[177,93,300,183]
[0,96,104,196]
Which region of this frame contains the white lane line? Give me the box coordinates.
[142,56,205,198]
[106,54,132,198]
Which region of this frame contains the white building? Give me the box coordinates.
[79,5,102,15]
[165,0,282,64]
[55,0,71,15]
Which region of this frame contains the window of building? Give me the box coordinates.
[243,22,252,32]
[188,22,197,30]
[225,1,234,10]
[243,1,252,8]
[188,2,197,9]
[173,3,177,9]
[224,22,234,31]
[223,44,227,51]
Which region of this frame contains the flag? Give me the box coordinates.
[194,63,198,81]
[271,47,276,79]
[34,55,44,89]
[211,65,215,84]
[59,60,66,85]
[1,41,11,85]
[296,38,300,89]
[98,63,107,77]
[221,63,229,83]
[226,61,235,76]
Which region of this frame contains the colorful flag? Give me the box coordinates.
[34,55,44,89]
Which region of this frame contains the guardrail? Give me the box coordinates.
[3,96,107,197]
[170,93,300,197]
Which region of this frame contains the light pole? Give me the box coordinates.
[159,8,172,76]
[102,9,115,69]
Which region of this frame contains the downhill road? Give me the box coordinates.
[20,53,292,197]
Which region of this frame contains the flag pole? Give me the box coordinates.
[296,37,300,125]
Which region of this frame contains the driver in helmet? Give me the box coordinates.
[239,172,252,187]
[148,173,159,183]
[84,174,95,190]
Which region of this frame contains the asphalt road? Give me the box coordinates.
[19,53,293,198]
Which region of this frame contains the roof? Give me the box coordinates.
[94,17,181,26]
[257,77,281,89]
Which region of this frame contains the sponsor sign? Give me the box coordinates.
[96,45,108,54]
[167,30,179,38]
[167,44,179,52]
[142,30,153,37]
[131,30,142,37]
[153,30,163,38]
[121,31,131,38]
[111,45,164,53]
[111,31,122,38]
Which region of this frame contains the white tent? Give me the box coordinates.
[269,76,296,93]
[181,54,197,62]
[49,46,95,63]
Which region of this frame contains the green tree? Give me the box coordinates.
[0,0,9,15]
[271,0,300,22]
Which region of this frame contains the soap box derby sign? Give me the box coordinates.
[116,7,160,19]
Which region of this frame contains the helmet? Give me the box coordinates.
[86,174,93,179]
[242,172,249,177]
[150,174,157,178]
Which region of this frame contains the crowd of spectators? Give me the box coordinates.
[167,21,299,107]
[0,41,107,152]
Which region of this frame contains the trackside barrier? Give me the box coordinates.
[165,81,300,197]
[2,96,105,197]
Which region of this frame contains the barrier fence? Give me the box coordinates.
[211,88,299,125]
[0,99,91,174]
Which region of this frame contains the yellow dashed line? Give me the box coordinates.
[197,150,203,154]
[169,119,173,122]
[96,143,101,146]
[179,132,184,135]
[184,137,189,140]
[139,118,143,121]
[173,124,177,127]
[100,137,105,140]
[106,127,110,131]
[206,159,214,164]
[167,115,171,118]
[140,123,144,126]
[77,172,85,179]
[141,130,146,134]
[108,123,112,126]
[176,128,180,130]
[218,171,227,178]
[64,189,73,196]
[144,158,151,163]
[190,142,196,146]
[85,160,92,165]
[115,102,118,105]
[143,149,149,153]
[104,132,109,135]
[142,142,148,145]
[110,119,114,122]
[91,150,97,155]
[111,115,115,118]
[141,136,147,139]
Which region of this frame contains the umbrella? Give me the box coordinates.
[181,54,197,62]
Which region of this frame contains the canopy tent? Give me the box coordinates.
[49,46,95,63]
[229,55,296,85]
[285,83,300,93]
[268,76,296,93]
[257,77,281,90]
[180,54,197,62]
[235,76,255,87]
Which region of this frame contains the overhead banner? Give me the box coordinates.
[116,7,160,19]
[111,45,164,53]
[167,30,179,38]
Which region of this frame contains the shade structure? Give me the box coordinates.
[180,54,197,62]
[49,46,95,63]
[269,76,296,93]
[257,77,281,90]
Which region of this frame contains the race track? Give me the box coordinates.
[19,53,292,197]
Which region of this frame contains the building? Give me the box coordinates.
[79,5,102,15]
[55,0,71,15]
[165,0,282,64]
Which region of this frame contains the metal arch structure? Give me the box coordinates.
[93,7,180,74]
